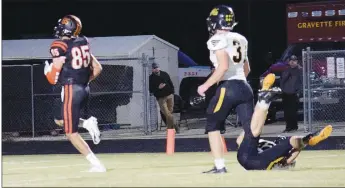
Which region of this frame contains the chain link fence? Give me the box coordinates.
[2,65,33,138]
[2,54,158,141]
[303,48,345,132]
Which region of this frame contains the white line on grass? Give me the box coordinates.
[302,154,345,159]
[3,159,76,165]
[4,175,86,187]
[3,158,236,166]
[4,170,233,187]
[5,175,135,187]
[4,153,342,166]
[4,163,87,171]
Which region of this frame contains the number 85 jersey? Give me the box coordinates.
[207,32,248,81]
[49,36,92,85]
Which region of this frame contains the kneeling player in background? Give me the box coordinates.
[236,73,333,170]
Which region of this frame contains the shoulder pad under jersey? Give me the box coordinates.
[83,35,89,44]
[49,40,68,57]
[207,34,228,51]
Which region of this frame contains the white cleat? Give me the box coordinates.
[83,116,101,145]
[88,165,107,173]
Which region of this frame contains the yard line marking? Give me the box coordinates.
[302,154,345,159]
[141,171,234,176]
[4,163,87,171]
[5,175,86,186]
[3,158,236,166]
[3,159,78,165]
[318,165,345,168]
[5,177,135,187]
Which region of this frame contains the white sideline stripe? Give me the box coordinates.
[3,156,82,164]
[319,165,345,168]
[4,160,228,171]
[3,159,75,164]
[3,158,236,165]
[5,173,200,186]
[5,171,233,187]
[3,153,344,165]
[6,177,134,187]
[3,154,345,167]
[4,164,345,186]
[5,163,87,171]
[5,175,85,186]
[303,154,345,159]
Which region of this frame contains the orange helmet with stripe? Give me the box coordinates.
[54,15,82,38]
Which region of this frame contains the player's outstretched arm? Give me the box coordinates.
[89,54,103,82]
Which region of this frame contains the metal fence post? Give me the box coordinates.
[302,49,307,132]
[141,53,152,135]
[306,47,312,132]
[31,65,35,138]
[146,57,152,135]
[141,53,148,134]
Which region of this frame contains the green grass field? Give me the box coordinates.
[3,150,345,187]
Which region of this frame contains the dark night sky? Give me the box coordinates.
[2,0,312,77]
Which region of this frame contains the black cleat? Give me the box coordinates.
[304,125,332,146]
[258,73,281,103]
[302,126,327,144]
[202,166,227,174]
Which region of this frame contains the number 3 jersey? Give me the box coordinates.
[49,36,92,85]
[207,32,248,81]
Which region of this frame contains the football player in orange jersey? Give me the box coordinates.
[44,15,105,172]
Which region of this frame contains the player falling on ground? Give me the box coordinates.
[44,15,106,172]
[236,73,333,170]
[255,136,297,169]
[197,5,253,173]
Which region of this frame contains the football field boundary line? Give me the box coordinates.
[4,163,88,171]
[3,153,345,165]
[3,153,345,187]
[3,159,237,171]
[5,175,87,187]
[4,170,233,187]
[4,164,345,187]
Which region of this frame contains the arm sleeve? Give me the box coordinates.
[280,70,290,88]
[166,73,175,93]
[296,69,303,92]
[261,63,289,77]
[261,68,272,77]
[45,40,67,85]
[49,40,67,58]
